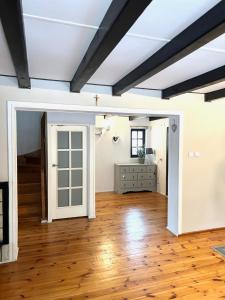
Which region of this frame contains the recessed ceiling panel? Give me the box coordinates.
[89,36,167,85]
[22,0,113,80]
[203,33,225,52]
[0,22,16,76]
[128,0,220,39]
[88,0,222,87]
[24,18,98,80]
[196,81,225,94]
[138,34,225,90]
[22,0,112,27]
[1,0,224,89]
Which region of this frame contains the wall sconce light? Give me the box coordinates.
[112,136,120,143]
[103,118,112,131]
[95,127,104,136]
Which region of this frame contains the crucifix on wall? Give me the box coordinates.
[94,94,100,106]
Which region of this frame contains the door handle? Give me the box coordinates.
[52,164,58,167]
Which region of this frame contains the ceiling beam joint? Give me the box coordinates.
[0,0,30,89]
[162,65,225,99]
[70,0,152,93]
[205,88,225,102]
[112,1,225,96]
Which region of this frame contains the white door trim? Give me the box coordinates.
[47,123,95,222]
[49,125,88,220]
[7,101,183,262]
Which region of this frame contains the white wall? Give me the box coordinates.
[149,118,169,195]
[95,116,150,192]
[1,77,225,235]
[16,111,43,155]
[47,112,95,125]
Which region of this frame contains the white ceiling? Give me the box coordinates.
[196,81,225,93]
[137,36,225,90]
[22,0,112,27]
[0,0,225,94]
[0,23,16,76]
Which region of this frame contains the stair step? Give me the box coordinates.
[18,164,40,172]
[18,193,41,205]
[18,183,41,194]
[24,156,41,165]
[18,216,41,223]
[18,173,41,183]
[18,205,41,217]
[18,193,41,201]
[17,151,42,219]
[17,156,26,165]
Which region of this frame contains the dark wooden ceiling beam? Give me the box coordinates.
[112,1,225,96]
[149,117,166,121]
[70,0,152,93]
[205,88,225,102]
[129,116,147,121]
[162,65,225,99]
[0,0,30,88]
[129,116,135,121]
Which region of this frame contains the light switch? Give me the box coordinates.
[195,152,200,157]
[188,152,194,158]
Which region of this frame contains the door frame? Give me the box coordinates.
[166,127,169,196]
[48,124,88,221]
[7,100,183,262]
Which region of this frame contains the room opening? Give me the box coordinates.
[16,111,47,249]
[9,104,181,262]
[95,114,171,230]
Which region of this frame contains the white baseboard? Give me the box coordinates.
[88,214,96,219]
[0,259,11,265]
[41,219,48,224]
[95,190,114,193]
[167,226,178,237]
[158,192,167,197]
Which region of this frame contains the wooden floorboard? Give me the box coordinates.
[0,192,225,299]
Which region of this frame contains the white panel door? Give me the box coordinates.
[50,125,87,219]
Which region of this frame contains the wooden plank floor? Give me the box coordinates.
[0,192,225,299]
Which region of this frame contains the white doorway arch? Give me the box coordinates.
[7,101,183,262]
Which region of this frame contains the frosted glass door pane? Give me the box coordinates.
[58,190,69,207]
[71,170,82,187]
[71,189,82,206]
[58,151,69,168]
[58,170,69,187]
[71,132,82,149]
[71,151,82,168]
[58,132,69,149]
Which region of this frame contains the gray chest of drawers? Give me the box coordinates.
[114,163,157,194]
